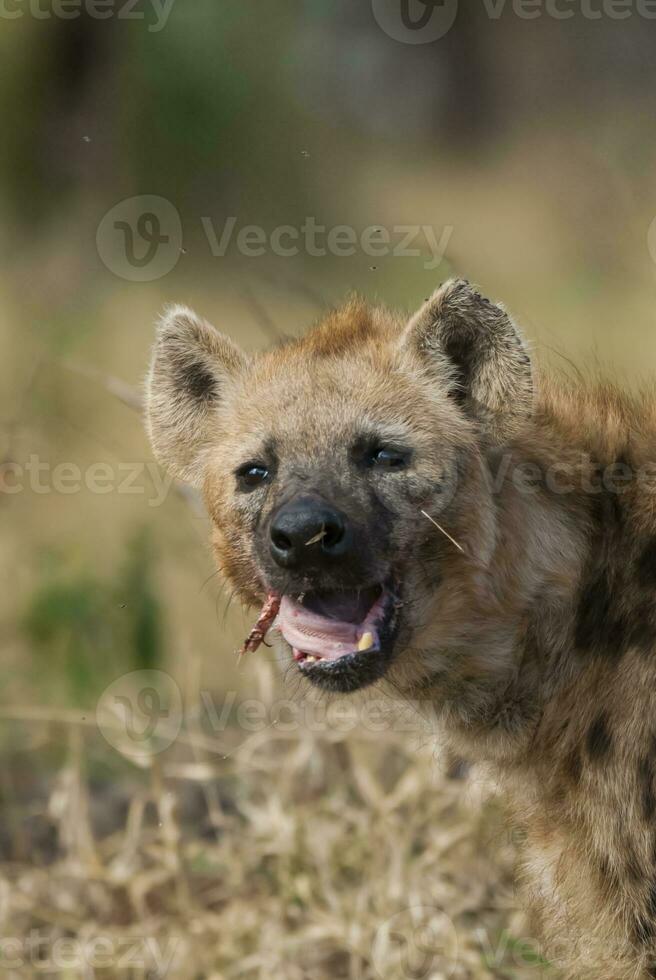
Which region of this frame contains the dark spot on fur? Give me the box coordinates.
[574,470,647,660]
[576,469,656,661]
[589,475,624,529]
[575,573,627,661]
[604,486,624,525]
[586,712,613,761]
[564,746,582,785]
[637,537,656,587]
[575,574,610,649]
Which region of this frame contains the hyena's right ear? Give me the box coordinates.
[401,279,533,443]
[146,306,248,486]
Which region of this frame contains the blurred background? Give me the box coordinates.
[1,1,656,976]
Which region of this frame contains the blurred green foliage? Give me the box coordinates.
[0,4,310,228]
[23,527,163,705]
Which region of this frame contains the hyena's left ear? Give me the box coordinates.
[146,305,248,486]
[402,278,533,443]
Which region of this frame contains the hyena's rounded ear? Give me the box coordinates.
[401,278,533,443]
[145,305,248,486]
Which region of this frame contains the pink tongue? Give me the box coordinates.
[277,596,378,661]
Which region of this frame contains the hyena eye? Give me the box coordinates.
[370,448,408,471]
[236,462,270,490]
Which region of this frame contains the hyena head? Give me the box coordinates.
[146,279,533,695]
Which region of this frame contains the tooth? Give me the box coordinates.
[358,632,374,652]
[306,655,317,663]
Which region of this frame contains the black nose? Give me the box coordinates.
[269,495,353,569]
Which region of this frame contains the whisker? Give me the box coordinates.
[222,587,239,626]
[200,567,222,595]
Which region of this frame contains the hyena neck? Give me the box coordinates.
[425,384,656,978]
[418,379,656,768]
[426,473,585,765]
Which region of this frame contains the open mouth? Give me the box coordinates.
[283,584,385,662]
[242,580,402,692]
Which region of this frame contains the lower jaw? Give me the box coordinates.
[290,592,403,693]
[295,646,396,693]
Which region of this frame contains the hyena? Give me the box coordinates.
[146,279,656,978]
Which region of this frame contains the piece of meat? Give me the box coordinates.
[239,593,281,656]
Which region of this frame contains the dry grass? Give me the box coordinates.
[0,661,556,980]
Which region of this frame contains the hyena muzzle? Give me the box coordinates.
[146,279,656,979]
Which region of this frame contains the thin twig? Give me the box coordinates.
[420,509,465,554]
[305,525,326,546]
